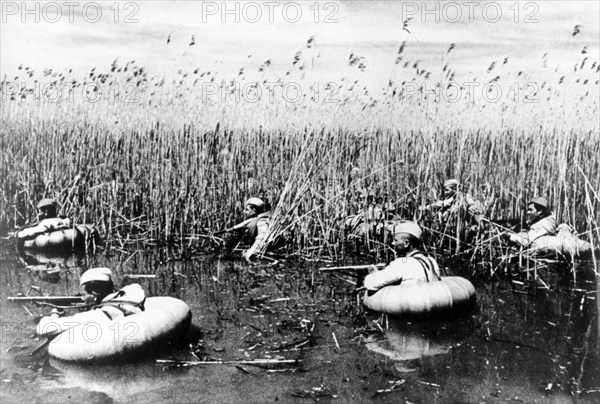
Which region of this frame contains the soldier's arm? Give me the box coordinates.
[466,195,485,216]
[509,231,532,247]
[15,223,50,239]
[420,200,443,211]
[363,261,403,291]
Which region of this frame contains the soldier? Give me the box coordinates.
[363,221,441,293]
[345,190,384,244]
[79,267,145,315]
[79,267,115,305]
[419,179,486,250]
[37,267,146,338]
[222,197,272,261]
[420,179,484,223]
[505,197,557,247]
[16,198,71,239]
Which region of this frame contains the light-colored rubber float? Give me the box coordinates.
[363,276,476,319]
[38,297,191,363]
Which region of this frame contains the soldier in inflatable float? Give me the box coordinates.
[363,221,441,293]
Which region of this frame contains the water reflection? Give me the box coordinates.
[17,250,88,284]
[364,316,476,371]
[42,358,189,399]
[1,246,598,403]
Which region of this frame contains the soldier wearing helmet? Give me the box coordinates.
[506,197,557,247]
[363,221,441,292]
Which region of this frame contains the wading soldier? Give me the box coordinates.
[222,197,272,261]
[345,190,385,246]
[363,221,441,293]
[420,179,484,224]
[419,179,485,249]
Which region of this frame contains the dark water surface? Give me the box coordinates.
[1,243,598,404]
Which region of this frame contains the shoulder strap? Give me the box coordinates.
[98,299,145,316]
[411,252,439,282]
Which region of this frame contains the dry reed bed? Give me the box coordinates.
[1,49,598,256]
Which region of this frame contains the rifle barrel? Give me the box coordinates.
[319,264,385,272]
[8,296,83,303]
[480,218,516,233]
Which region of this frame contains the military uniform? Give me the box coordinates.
[427,191,484,224]
[37,268,145,338]
[17,217,72,239]
[17,198,71,239]
[363,221,442,292]
[509,214,557,247]
[242,211,272,258]
[364,250,441,291]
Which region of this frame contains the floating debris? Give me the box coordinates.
[374,379,406,396]
[125,274,157,279]
[291,384,337,399]
[156,358,301,366]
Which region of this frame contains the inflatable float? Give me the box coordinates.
[37,297,191,363]
[16,224,101,252]
[528,235,593,258]
[363,276,476,319]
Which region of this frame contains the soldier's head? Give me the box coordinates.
[526,197,550,225]
[79,267,114,304]
[37,198,58,220]
[244,197,265,219]
[390,221,423,256]
[443,179,459,198]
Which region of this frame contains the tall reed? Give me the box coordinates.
[1,42,598,258]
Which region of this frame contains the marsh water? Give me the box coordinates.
[0,243,598,404]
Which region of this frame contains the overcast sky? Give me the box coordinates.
[1,1,599,92]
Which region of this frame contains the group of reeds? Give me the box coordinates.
[0,37,598,264]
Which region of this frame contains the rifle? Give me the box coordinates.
[479,217,516,233]
[215,218,254,236]
[13,296,86,356]
[319,264,386,272]
[8,296,84,304]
